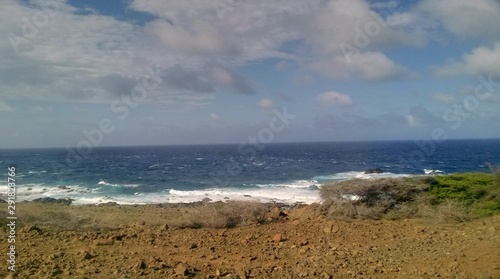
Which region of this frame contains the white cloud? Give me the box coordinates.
[417,0,500,39]
[432,93,457,105]
[311,51,409,81]
[317,91,352,107]
[0,101,14,112]
[146,20,238,56]
[435,42,500,79]
[406,115,416,126]
[29,105,53,113]
[258,98,275,111]
[137,116,155,125]
[302,0,422,81]
[210,113,220,120]
[348,52,409,81]
[133,0,417,82]
[3,0,496,110]
[0,0,434,108]
[370,1,399,10]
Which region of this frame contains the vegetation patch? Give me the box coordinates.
[190,201,271,228]
[10,200,281,232]
[429,172,500,216]
[319,170,500,222]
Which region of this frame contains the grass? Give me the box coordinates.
[319,170,500,222]
[429,172,500,216]
[170,201,269,229]
[5,200,281,232]
[189,201,269,228]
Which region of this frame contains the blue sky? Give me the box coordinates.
[1,0,500,148]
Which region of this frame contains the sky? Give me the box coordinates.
[1,0,500,149]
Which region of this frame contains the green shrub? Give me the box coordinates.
[319,172,500,221]
[429,173,499,207]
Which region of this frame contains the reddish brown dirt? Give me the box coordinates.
[2,204,500,278]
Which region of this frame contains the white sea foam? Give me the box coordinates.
[27,170,47,175]
[313,171,412,182]
[167,187,320,204]
[73,193,170,205]
[423,169,445,174]
[0,183,93,202]
[254,180,320,189]
[97,180,140,188]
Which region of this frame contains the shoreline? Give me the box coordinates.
[0,171,438,206]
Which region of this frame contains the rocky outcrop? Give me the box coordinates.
[32,197,74,205]
[364,167,384,174]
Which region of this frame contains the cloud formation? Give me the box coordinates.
[4,0,497,108]
[435,42,500,79]
[0,101,14,112]
[317,91,353,107]
[432,93,457,105]
[258,98,275,111]
[417,0,500,39]
[1,0,500,148]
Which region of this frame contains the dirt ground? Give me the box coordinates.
[2,203,500,278]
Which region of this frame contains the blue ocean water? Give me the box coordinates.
[1,139,499,204]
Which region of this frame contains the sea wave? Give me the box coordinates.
[254,180,320,189]
[313,171,413,182]
[167,187,320,204]
[97,180,140,188]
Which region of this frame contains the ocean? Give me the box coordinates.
[1,139,499,205]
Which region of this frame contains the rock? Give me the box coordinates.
[272,233,283,242]
[92,238,114,246]
[175,263,188,275]
[131,259,147,270]
[448,262,459,271]
[21,225,43,234]
[130,220,146,227]
[99,201,118,206]
[51,268,63,276]
[111,234,124,241]
[82,250,93,260]
[414,226,425,233]
[138,260,147,269]
[159,224,169,231]
[268,207,288,220]
[320,271,332,278]
[323,224,339,234]
[364,168,384,174]
[32,197,74,205]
